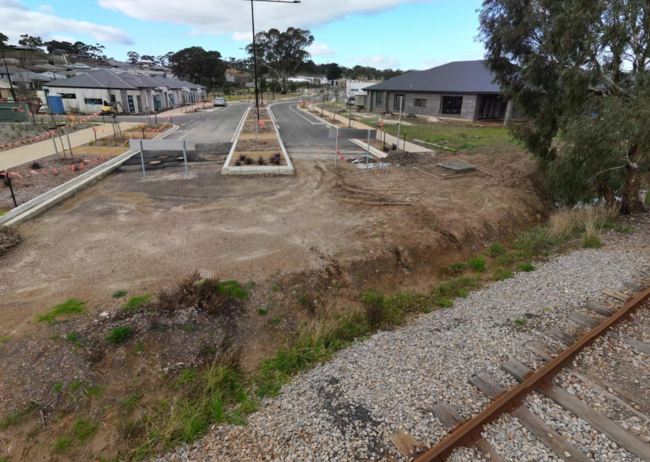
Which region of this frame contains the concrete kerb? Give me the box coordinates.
[349,139,388,160]
[222,103,295,176]
[0,124,180,227]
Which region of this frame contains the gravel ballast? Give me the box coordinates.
[157,237,650,461]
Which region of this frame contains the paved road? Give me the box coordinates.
[122,103,249,168]
[270,101,368,150]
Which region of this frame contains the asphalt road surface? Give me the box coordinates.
[121,103,249,168]
[270,101,368,150]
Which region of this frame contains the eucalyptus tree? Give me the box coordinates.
[479,0,650,213]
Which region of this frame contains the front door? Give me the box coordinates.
[127,95,135,113]
[477,95,505,119]
[136,95,142,113]
[393,94,405,111]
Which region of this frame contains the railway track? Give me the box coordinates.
[390,276,650,462]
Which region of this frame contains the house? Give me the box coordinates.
[345,80,379,100]
[42,69,206,114]
[0,65,48,89]
[0,80,13,99]
[225,69,251,84]
[363,60,513,123]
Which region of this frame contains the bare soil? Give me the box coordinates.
[1,154,122,209]
[235,139,281,152]
[0,148,548,460]
[242,122,274,134]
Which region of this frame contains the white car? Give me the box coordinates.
[213,97,227,107]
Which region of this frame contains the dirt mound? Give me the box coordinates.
[0,225,21,257]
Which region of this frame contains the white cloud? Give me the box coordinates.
[50,35,77,43]
[420,57,449,70]
[350,54,398,69]
[308,42,336,56]
[0,0,133,45]
[37,4,54,14]
[232,31,252,42]
[98,0,432,37]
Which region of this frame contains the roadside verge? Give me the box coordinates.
[0,125,180,226]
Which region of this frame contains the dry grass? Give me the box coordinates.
[0,225,22,257]
[548,205,618,237]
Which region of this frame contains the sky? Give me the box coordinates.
[0,0,487,71]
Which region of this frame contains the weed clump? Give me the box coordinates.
[36,299,87,324]
[442,262,467,276]
[487,243,505,258]
[121,294,153,311]
[106,326,134,344]
[469,256,487,272]
[113,290,128,298]
[72,419,98,441]
[519,262,536,272]
[493,269,513,281]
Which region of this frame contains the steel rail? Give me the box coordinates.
[415,284,650,462]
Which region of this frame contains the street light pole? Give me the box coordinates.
[246,0,301,142]
[1,41,17,101]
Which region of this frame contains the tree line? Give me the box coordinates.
[1,29,406,96]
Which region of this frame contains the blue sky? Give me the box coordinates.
[4,0,486,71]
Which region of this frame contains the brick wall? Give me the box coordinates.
[365,91,479,121]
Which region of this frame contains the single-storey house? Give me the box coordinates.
[42,69,206,114]
[363,60,513,123]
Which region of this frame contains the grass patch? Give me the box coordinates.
[106,326,134,344]
[487,243,506,258]
[216,281,248,299]
[297,296,309,307]
[134,342,145,353]
[71,380,83,391]
[582,222,603,248]
[72,419,98,441]
[0,336,10,343]
[442,262,467,276]
[54,435,73,453]
[519,262,536,272]
[513,319,527,326]
[86,385,103,398]
[270,284,280,292]
[182,324,196,333]
[0,412,21,430]
[270,315,283,325]
[493,269,513,281]
[121,294,153,311]
[113,290,128,298]
[617,226,635,234]
[36,299,87,323]
[469,256,487,272]
[257,308,268,315]
[53,381,63,393]
[120,393,144,410]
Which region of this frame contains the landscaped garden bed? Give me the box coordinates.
[222,107,294,175]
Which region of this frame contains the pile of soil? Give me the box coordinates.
[0,226,21,257]
[0,273,244,461]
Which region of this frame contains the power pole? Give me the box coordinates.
[1,41,17,101]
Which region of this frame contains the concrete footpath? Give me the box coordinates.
[310,106,434,153]
[0,122,138,171]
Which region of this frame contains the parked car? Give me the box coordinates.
[213,97,227,107]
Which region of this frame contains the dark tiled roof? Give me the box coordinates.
[366,60,500,94]
[44,70,138,89]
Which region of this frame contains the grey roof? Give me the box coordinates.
[44,69,139,89]
[365,60,500,94]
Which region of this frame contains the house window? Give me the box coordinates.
[393,94,405,110]
[60,93,76,99]
[440,96,463,114]
[375,92,383,104]
[84,98,102,105]
[414,98,427,107]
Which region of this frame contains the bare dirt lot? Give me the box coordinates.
[0,148,548,460]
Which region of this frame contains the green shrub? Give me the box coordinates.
[216,281,248,299]
[519,262,536,272]
[54,435,73,453]
[121,294,152,311]
[487,243,505,258]
[113,290,128,298]
[257,308,268,315]
[106,326,134,344]
[469,256,487,272]
[36,299,87,323]
[297,296,309,307]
